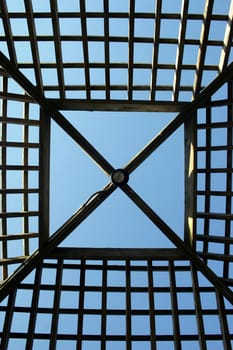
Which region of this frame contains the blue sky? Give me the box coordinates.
[50,111,184,248]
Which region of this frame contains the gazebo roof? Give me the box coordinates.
[0,1,233,348]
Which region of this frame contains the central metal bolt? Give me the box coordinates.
[111,169,129,186]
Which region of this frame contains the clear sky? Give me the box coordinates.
[50,111,184,248]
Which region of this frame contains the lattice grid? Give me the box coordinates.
[0,74,39,280]
[195,80,233,286]
[0,0,233,105]
[0,252,233,350]
[0,0,233,349]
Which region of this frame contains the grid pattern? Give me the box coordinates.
[0,73,40,280]
[0,251,232,350]
[0,0,233,349]
[195,80,233,286]
[0,0,233,107]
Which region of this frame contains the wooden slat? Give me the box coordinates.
[169,261,181,350]
[1,77,8,280]
[0,141,39,148]
[0,233,38,241]
[52,99,188,112]
[0,290,16,350]
[150,0,162,101]
[0,92,34,103]
[196,190,233,196]
[40,83,195,92]
[202,104,211,262]
[125,260,131,350]
[12,62,218,70]
[0,189,38,194]
[173,0,189,101]
[128,0,135,101]
[0,211,39,218]
[191,266,207,350]
[50,247,184,260]
[196,145,233,152]
[24,0,43,92]
[184,112,196,247]
[39,109,50,247]
[22,102,30,257]
[196,234,233,244]
[80,0,90,100]
[49,258,63,350]
[77,259,85,350]
[50,0,65,99]
[147,260,156,350]
[216,291,232,349]
[223,80,233,280]
[196,212,233,220]
[196,168,233,173]
[197,252,233,261]
[0,165,39,171]
[193,0,214,97]
[103,0,110,100]
[0,0,17,65]
[219,0,233,72]
[0,10,230,21]
[0,117,40,126]
[0,256,27,265]
[101,260,107,350]
[25,265,43,350]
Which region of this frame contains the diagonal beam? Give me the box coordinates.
[121,184,233,305]
[0,182,116,302]
[125,60,233,174]
[0,51,114,176]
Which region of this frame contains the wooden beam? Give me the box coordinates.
[51,99,188,112]
[184,111,196,247]
[39,108,50,247]
[50,247,185,260]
